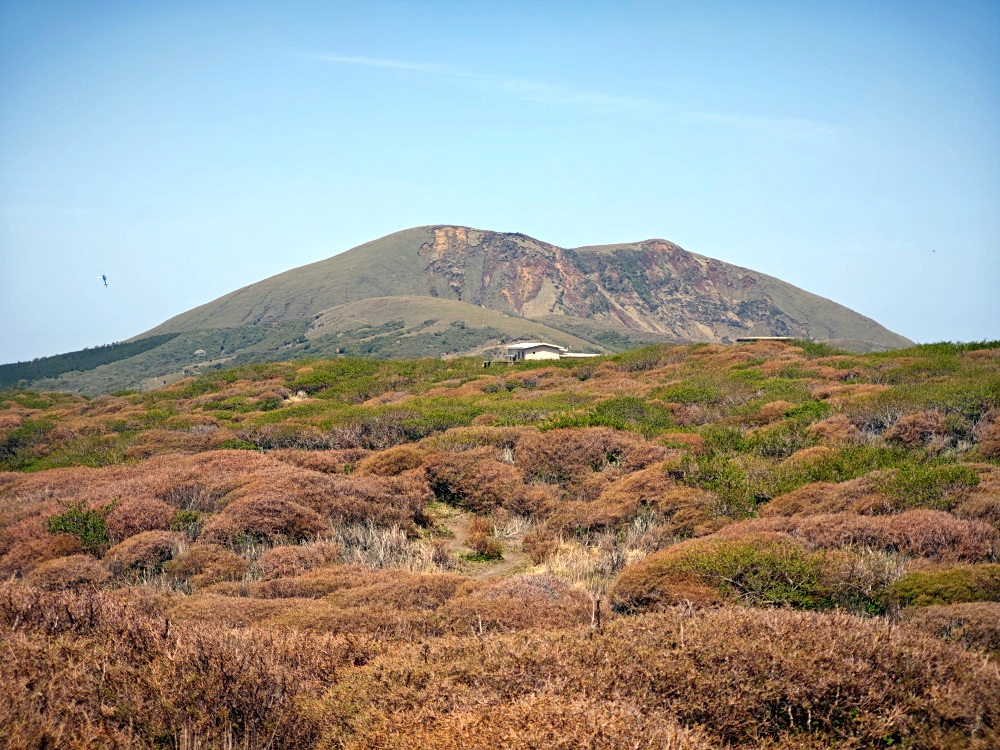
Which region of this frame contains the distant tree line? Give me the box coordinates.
[0,334,180,388]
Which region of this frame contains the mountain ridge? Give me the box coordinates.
[9,225,913,394]
[142,224,911,349]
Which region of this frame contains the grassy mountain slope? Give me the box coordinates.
[13,225,914,394]
[143,226,912,352]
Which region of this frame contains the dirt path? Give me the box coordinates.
[436,509,532,579]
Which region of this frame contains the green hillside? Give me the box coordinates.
[11,225,915,394]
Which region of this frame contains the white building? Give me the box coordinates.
[502,342,599,361]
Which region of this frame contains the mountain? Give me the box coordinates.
[6,225,913,393]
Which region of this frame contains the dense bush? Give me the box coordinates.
[104,530,185,577]
[891,564,1000,607]
[201,497,332,545]
[613,536,887,613]
[23,554,111,590]
[901,601,1000,656]
[46,502,112,553]
[163,543,249,589]
[105,496,174,541]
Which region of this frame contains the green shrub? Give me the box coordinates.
[676,539,832,609]
[47,502,112,553]
[0,418,55,470]
[892,565,1000,607]
[618,538,886,612]
[875,464,980,512]
[786,339,844,357]
[783,400,832,424]
[653,381,724,404]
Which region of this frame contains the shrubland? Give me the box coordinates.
[1,339,999,748]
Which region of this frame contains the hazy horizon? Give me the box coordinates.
[2,0,998,364]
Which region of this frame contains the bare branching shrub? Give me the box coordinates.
[23,554,111,590]
[439,575,592,635]
[333,522,454,572]
[163,543,249,589]
[105,496,174,540]
[466,516,503,559]
[322,607,999,748]
[901,601,1000,655]
[352,693,716,750]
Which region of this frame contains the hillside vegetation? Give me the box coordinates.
[9,225,915,394]
[1,339,998,748]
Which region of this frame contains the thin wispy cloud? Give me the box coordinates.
[689,112,840,143]
[305,52,652,111]
[307,53,453,75]
[306,52,838,140]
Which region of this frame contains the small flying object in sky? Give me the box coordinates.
[102,274,108,287]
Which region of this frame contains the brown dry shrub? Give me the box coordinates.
[466,516,503,558]
[670,402,707,426]
[438,575,592,635]
[104,531,185,576]
[807,415,862,444]
[976,414,1000,460]
[611,535,872,613]
[122,428,230,461]
[201,497,331,545]
[542,465,685,535]
[318,471,432,528]
[659,432,705,452]
[713,510,997,563]
[424,449,529,514]
[762,474,887,517]
[269,448,372,474]
[779,446,834,469]
[23,554,111,590]
[105,496,174,541]
[214,565,382,600]
[0,582,358,748]
[522,527,560,564]
[426,425,528,453]
[258,543,339,580]
[346,693,716,750]
[165,592,296,627]
[267,571,468,637]
[886,410,948,448]
[517,428,669,492]
[758,400,798,422]
[354,445,426,476]
[0,516,82,578]
[323,606,1000,748]
[901,601,1000,656]
[162,543,248,589]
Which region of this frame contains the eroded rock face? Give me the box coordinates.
[418,227,807,343]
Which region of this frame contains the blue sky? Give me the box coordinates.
[1,0,997,363]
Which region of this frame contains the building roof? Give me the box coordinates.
[503,342,568,351]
